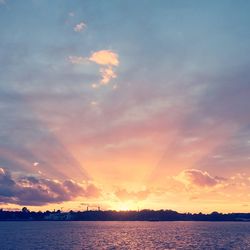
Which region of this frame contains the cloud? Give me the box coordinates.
[99,66,117,85]
[68,55,85,64]
[89,50,119,66]
[0,0,5,5]
[73,22,86,32]
[115,188,150,201]
[0,168,101,205]
[67,50,119,86]
[176,169,221,187]
[84,183,100,198]
[89,50,119,86]
[33,162,39,167]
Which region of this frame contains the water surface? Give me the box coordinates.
[0,221,250,249]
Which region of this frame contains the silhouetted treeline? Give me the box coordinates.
[0,208,250,221]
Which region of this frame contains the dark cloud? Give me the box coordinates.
[0,168,100,206]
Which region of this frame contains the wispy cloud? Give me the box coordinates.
[68,55,85,64]
[99,66,117,85]
[73,22,86,32]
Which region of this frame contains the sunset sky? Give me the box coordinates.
[0,0,250,213]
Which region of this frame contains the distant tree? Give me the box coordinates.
[22,207,30,213]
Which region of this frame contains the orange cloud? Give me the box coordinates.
[89,50,119,66]
[100,66,117,85]
[88,50,119,86]
[67,50,119,86]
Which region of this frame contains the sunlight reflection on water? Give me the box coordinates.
[0,221,250,249]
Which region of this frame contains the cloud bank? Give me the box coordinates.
[0,168,100,206]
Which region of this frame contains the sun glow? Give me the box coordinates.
[113,201,139,211]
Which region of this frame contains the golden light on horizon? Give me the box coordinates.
[112,201,140,211]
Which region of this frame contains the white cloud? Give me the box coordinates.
[73,22,86,32]
[90,101,98,106]
[33,162,39,167]
[91,83,99,89]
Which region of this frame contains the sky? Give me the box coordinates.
[0,0,250,213]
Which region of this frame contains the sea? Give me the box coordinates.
[0,221,250,249]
